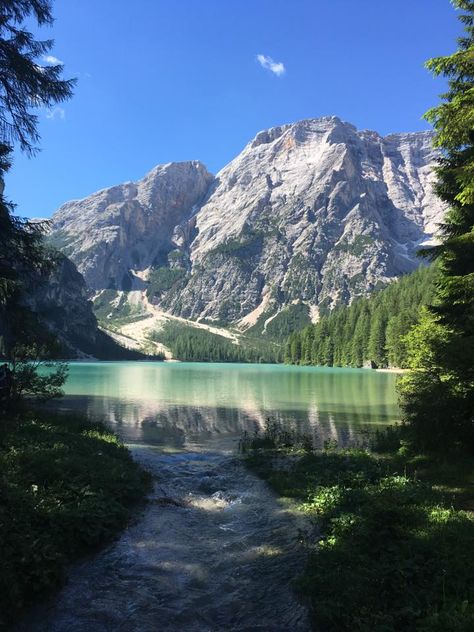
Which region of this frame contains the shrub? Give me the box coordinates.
[0,410,151,626]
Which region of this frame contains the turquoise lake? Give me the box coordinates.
[55,362,401,450]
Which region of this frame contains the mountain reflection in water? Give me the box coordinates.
[50,362,400,450]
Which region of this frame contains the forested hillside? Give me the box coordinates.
[285,265,437,368]
[151,322,283,363]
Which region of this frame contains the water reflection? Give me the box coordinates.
[51,363,400,450]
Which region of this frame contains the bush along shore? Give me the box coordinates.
[0,409,151,628]
[241,422,474,631]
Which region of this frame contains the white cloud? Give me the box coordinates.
[43,54,63,65]
[45,107,65,120]
[256,54,285,76]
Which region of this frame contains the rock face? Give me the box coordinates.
[51,161,213,291]
[25,254,98,354]
[50,117,446,325]
[22,255,148,359]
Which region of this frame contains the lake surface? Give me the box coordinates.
[20,363,400,631]
[54,361,400,450]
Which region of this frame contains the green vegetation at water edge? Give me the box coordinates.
[242,422,474,631]
[285,265,436,368]
[151,321,284,363]
[0,410,151,627]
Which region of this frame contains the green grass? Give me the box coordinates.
[242,423,474,631]
[0,409,151,627]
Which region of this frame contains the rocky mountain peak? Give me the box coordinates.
[51,160,213,291]
[247,116,351,152]
[49,117,446,328]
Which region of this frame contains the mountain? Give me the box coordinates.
[20,254,151,359]
[50,161,213,291]
[49,116,446,351]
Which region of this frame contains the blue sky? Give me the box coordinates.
[7,0,461,218]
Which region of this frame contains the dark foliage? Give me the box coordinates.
[0,410,151,626]
[0,0,75,367]
[399,0,474,452]
[0,0,75,154]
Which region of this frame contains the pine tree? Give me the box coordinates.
[351,304,370,366]
[301,327,313,364]
[0,0,75,154]
[386,314,410,368]
[0,0,75,313]
[368,313,387,367]
[285,266,436,370]
[399,0,474,451]
[0,1,74,390]
[311,334,320,365]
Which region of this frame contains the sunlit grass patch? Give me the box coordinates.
[242,422,474,631]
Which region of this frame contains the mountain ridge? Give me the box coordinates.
[49,116,446,351]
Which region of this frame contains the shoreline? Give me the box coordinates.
[241,428,474,630]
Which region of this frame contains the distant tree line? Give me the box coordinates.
[285,265,437,368]
[152,321,284,363]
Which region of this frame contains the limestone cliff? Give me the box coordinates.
[50,117,446,328]
[22,254,149,359]
[50,161,213,291]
